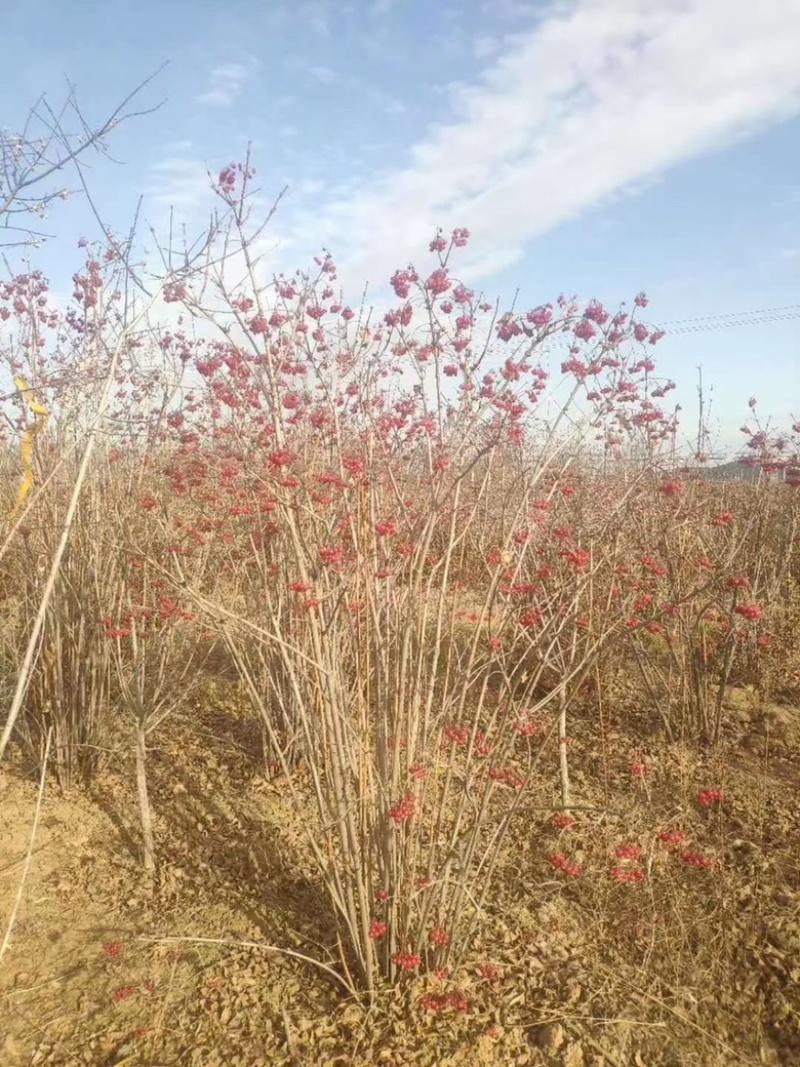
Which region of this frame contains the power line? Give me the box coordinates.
[660,311,800,334]
[654,303,800,335]
[657,302,800,326]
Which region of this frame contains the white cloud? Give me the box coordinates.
[162,139,194,153]
[271,0,800,299]
[473,35,504,60]
[195,62,257,107]
[480,0,542,21]
[146,157,212,211]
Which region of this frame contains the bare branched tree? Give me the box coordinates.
[0,68,166,248]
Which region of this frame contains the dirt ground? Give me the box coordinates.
[1,688,799,1067]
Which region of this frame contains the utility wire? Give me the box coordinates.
[654,303,800,335]
[656,302,800,326]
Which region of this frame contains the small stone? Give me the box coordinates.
[538,1023,565,1054]
[563,1041,585,1067]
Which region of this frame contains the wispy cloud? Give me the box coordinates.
[307,64,339,85]
[300,0,333,36]
[146,156,212,212]
[481,0,543,21]
[272,0,800,298]
[473,35,505,61]
[369,0,399,15]
[288,58,408,115]
[195,61,257,107]
[161,139,194,153]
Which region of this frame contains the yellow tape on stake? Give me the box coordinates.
[12,376,49,519]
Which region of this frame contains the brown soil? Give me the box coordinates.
[1,689,799,1067]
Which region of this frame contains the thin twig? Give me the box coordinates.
[0,727,52,964]
[138,935,357,998]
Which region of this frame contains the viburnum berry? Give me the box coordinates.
[615,843,642,861]
[389,793,416,823]
[515,718,542,737]
[725,576,750,591]
[319,545,344,566]
[681,851,716,869]
[488,766,524,788]
[419,990,471,1012]
[444,724,469,746]
[696,788,724,808]
[609,866,645,883]
[547,853,581,877]
[268,448,294,468]
[425,268,450,295]
[428,927,450,948]
[112,985,137,1003]
[392,951,422,970]
[657,829,687,845]
[419,993,450,1012]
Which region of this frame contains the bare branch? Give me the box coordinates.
[0,66,166,247]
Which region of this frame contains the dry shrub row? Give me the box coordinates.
[1,160,798,1002]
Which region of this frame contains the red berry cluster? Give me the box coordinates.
[112,985,137,1003]
[553,813,576,830]
[547,853,581,877]
[657,830,687,845]
[609,866,645,883]
[681,852,716,869]
[428,927,450,948]
[392,951,422,970]
[419,990,471,1012]
[615,843,642,861]
[389,792,416,823]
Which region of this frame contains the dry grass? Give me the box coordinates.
[1,682,798,1066]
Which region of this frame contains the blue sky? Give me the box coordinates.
[2,0,799,455]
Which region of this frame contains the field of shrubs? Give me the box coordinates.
[1,144,799,1066]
